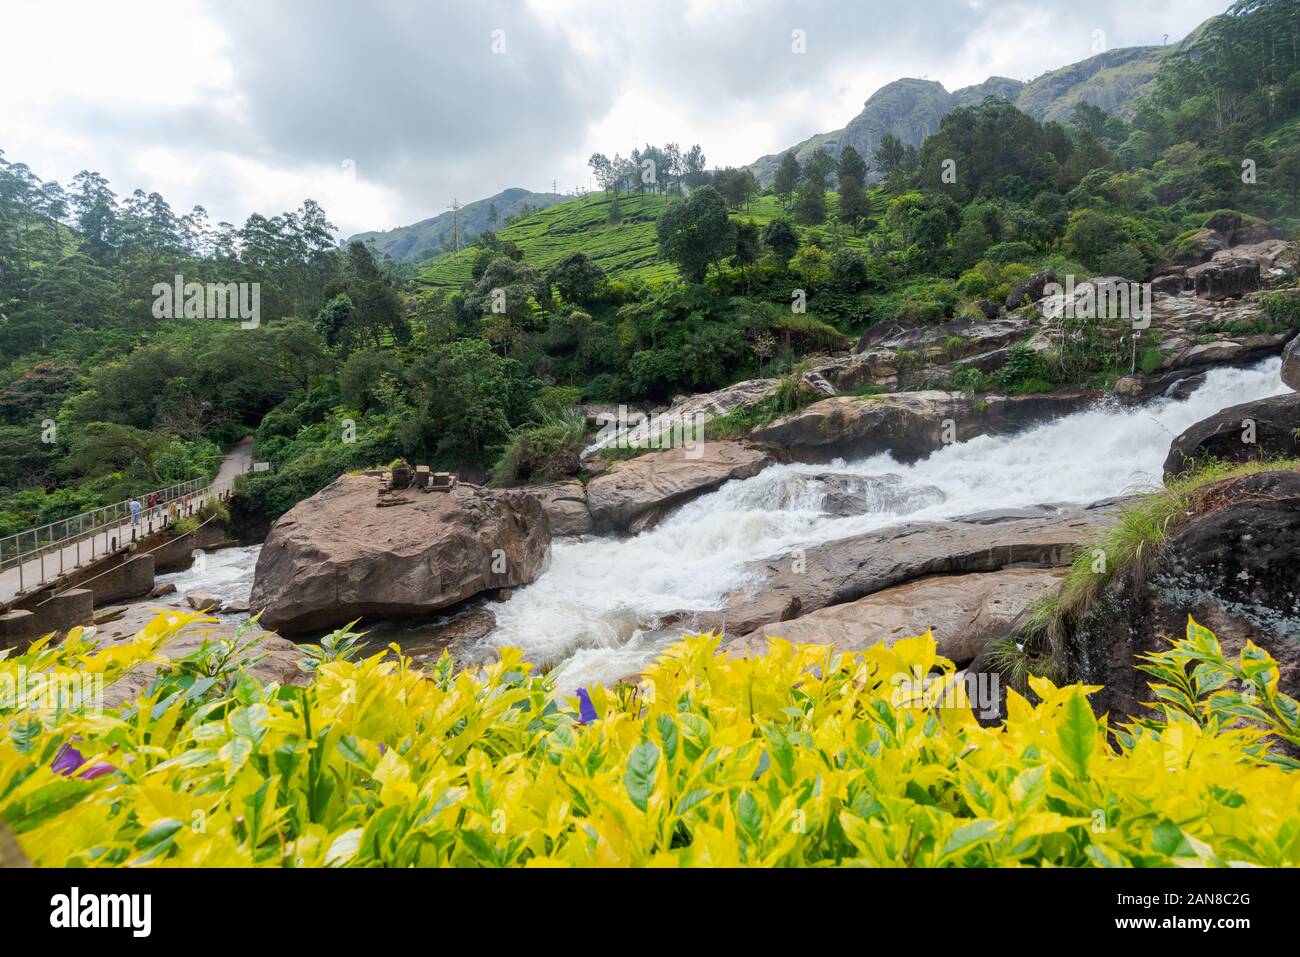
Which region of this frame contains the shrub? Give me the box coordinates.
[983,241,1034,264]
[1097,244,1149,281]
[2,612,1298,866]
[491,410,587,485]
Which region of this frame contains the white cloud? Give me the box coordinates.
[0,0,1230,239]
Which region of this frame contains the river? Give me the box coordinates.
[161,358,1287,691]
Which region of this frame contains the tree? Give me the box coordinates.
[731,221,761,290]
[407,338,536,462]
[655,186,733,283]
[1275,144,1300,213]
[1064,208,1128,269]
[588,153,618,194]
[683,144,708,188]
[488,203,498,227]
[774,150,801,208]
[836,145,871,228]
[547,252,606,306]
[793,176,827,225]
[875,134,907,179]
[465,256,551,351]
[714,167,759,208]
[761,218,799,266]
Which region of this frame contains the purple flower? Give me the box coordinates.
[51,743,84,776]
[576,688,598,725]
[51,742,116,780]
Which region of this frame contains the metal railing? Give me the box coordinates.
[0,476,233,597]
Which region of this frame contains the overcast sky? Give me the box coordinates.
[1,0,1228,239]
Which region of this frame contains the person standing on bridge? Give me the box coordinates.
[129,497,142,527]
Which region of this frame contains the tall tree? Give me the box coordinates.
[655,186,733,282]
[774,150,801,209]
[836,145,871,229]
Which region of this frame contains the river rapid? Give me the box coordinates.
[163,359,1287,691]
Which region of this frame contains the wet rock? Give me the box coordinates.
[249,474,550,634]
[1071,470,1300,724]
[1186,256,1260,301]
[530,480,593,537]
[93,606,128,625]
[750,389,1095,464]
[800,470,946,514]
[727,567,1065,666]
[585,440,773,534]
[149,582,177,598]
[716,508,1115,637]
[185,591,220,611]
[1283,333,1300,392]
[1163,392,1300,478]
[220,599,250,614]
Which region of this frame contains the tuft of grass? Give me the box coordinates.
[1009,457,1300,682]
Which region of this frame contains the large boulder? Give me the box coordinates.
[1163,392,1300,478]
[249,475,551,634]
[714,506,1115,637]
[727,567,1065,665]
[585,440,773,534]
[1070,470,1300,723]
[750,389,1095,464]
[1167,227,1227,267]
[1283,333,1300,392]
[1005,269,1057,311]
[1186,256,1261,301]
[857,316,1029,355]
[801,351,899,393]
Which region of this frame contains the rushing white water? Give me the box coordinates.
[173,360,1287,690]
[486,359,1288,690]
[157,544,261,613]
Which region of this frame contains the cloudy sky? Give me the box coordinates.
[1,0,1228,239]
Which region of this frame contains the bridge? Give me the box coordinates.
[0,438,254,609]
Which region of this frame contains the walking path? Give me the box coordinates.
[0,438,254,604]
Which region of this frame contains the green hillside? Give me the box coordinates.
[416,192,679,288]
[415,189,880,294]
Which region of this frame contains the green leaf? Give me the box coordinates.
[624,740,660,813]
[1057,692,1097,779]
[1009,765,1047,810]
[940,818,1000,862]
[657,714,679,765]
